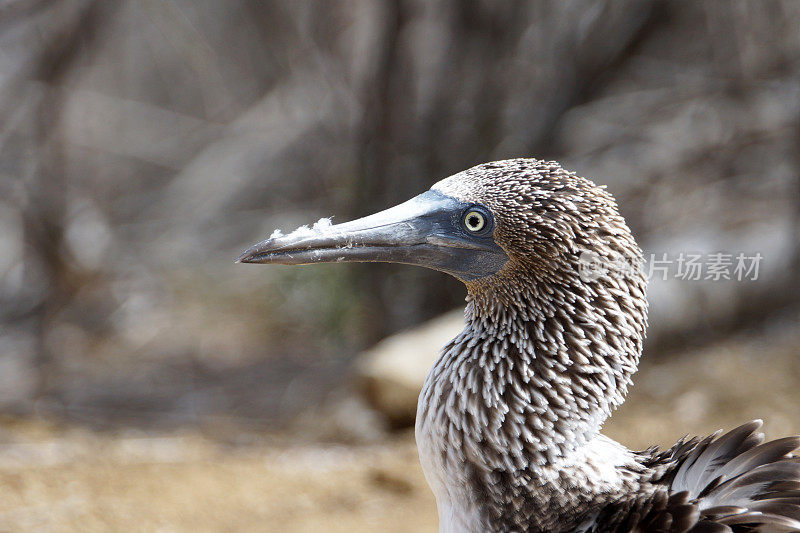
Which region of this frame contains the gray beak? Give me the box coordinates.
[237,190,508,281]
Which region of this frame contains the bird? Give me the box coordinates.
[238,159,800,532]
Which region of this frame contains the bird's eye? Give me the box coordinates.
[463,209,488,233]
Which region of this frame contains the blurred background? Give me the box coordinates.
[0,0,798,531]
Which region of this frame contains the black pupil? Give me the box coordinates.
[467,214,481,228]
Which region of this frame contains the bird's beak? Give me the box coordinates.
[237,190,508,281]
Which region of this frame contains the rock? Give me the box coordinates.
[293,388,390,444]
[355,310,464,426]
[0,333,37,408]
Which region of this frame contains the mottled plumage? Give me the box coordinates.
[239,159,800,532]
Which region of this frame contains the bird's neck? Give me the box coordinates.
[422,271,646,471]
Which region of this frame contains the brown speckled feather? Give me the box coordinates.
[413,160,800,532]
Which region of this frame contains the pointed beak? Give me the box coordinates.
[237,190,508,280]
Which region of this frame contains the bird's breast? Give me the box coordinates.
[415,364,648,532]
[416,375,487,532]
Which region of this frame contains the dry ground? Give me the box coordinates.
[0,325,798,532]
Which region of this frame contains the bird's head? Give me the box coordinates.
[239,160,649,450]
[238,159,644,304]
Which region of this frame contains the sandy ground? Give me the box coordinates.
[0,325,798,532]
[0,425,434,532]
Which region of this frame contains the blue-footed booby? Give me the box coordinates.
[238,159,800,532]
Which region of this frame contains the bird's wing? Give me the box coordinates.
[642,420,800,532]
[593,421,800,532]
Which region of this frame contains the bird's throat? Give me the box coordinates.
[419,274,645,473]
